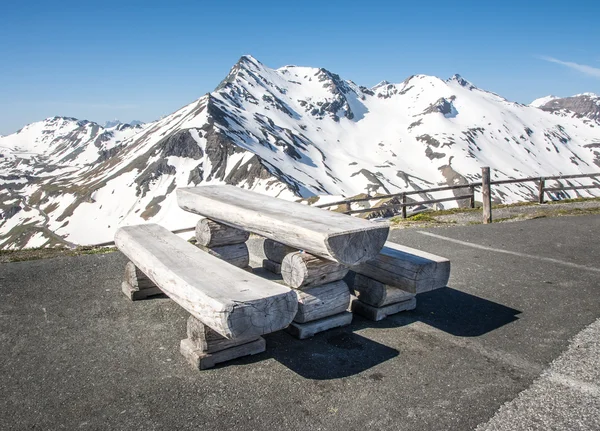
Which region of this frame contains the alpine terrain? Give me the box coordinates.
[2,55,600,249]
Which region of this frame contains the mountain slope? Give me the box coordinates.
[2,55,600,249]
[532,93,600,123]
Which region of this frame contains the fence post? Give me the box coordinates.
[469,185,475,209]
[401,193,407,219]
[538,178,545,204]
[482,167,492,224]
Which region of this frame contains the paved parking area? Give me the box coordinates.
[1,215,599,430]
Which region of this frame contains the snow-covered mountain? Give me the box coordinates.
[104,119,144,128]
[530,95,558,108]
[2,55,600,249]
[532,93,600,122]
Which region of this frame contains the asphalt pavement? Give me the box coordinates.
[1,215,599,430]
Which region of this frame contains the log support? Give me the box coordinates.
[197,243,250,268]
[279,251,352,338]
[195,218,249,247]
[180,316,265,370]
[194,219,251,268]
[351,296,417,322]
[263,239,297,264]
[352,274,414,307]
[286,311,353,340]
[262,259,282,275]
[121,261,163,301]
[293,281,351,323]
[281,252,349,289]
[351,242,450,294]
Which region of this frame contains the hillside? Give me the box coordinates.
[1,55,600,249]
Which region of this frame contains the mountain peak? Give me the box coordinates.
[530,95,558,108]
[237,54,262,67]
[215,55,266,91]
[372,80,391,90]
[447,74,475,89]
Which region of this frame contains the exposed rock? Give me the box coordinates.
[539,93,600,122]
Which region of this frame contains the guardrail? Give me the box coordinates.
[316,168,600,224]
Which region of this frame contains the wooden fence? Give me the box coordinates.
[316,167,600,224]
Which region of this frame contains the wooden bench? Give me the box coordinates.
[115,223,298,369]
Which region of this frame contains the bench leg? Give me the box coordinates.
[351,296,417,321]
[180,316,266,370]
[262,259,282,275]
[121,261,163,301]
[286,311,353,340]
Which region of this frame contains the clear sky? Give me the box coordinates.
[1,0,598,135]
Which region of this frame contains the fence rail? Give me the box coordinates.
[315,169,600,222]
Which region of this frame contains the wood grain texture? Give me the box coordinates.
[352,274,414,307]
[195,218,249,247]
[351,296,417,321]
[263,239,298,263]
[114,224,297,339]
[286,311,353,340]
[197,243,250,268]
[281,252,349,289]
[293,280,351,323]
[351,241,450,294]
[176,185,389,266]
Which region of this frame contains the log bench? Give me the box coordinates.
[116,185,452,369]
[349,241,450,321]
[115,223,298,369]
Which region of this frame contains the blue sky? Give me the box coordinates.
[1,0,598,135]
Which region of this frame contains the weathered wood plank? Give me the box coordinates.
[197,243,250,268]
[281,252,349,289]
[293,280,351,323]
[176,185,389,266]
[286,311,353,340]
[263,239,297,264]
[195,218,249,247]
[351,242,450,294]
[351,297,417,321]
[352,274,414,307]
[114,224,298,339]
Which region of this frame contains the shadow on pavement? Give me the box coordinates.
[214,287,520,379]
[138,277,519,378]
[350,287,521,337]
[411,287,521,336]
[220,329,399,380]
